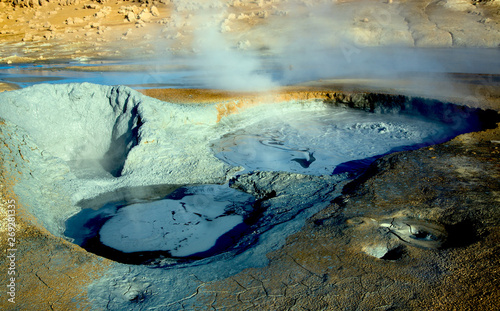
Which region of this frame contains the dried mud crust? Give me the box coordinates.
[0,121,112,310]
[0,82,20,92]
[184,126,500,311]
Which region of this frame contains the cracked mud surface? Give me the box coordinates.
[185,129,500,310]
[150,118,497,310]
[0,125,112,310]
[1,82,499,310]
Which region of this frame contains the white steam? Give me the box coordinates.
[192,23,277,91]
[153,0,499,96]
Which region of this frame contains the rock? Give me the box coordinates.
[84,3,99,9]
[257,10,268,18]
[138,10,152,22]
[443,0,476,11]
[236,40,251,50]
[66,17,74,25]
[221,19,231,33]
[74,17,84,24]
[363,244,393,259]
[150,5,160,17]
[126,12,136,22]
[43,32,54,40]
[273,10,288,16]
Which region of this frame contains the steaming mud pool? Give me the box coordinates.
[1,83,498,309]
[33,84,486,266]
[211,105,458,175]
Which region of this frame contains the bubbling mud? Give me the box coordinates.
[212,104,466,175]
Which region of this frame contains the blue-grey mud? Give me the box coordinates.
[1,78,500,310]
[51,84,493,268]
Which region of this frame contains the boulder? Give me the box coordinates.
[138,9,152,22]
[150,5,159,17]
[126,11,136,22]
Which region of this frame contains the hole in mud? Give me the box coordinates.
[381,246,405,261]
[65,184,256,265]
[410,229,438,241]
[443,220,480,248]
[380,218,448,250]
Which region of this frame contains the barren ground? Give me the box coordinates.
[0,0,499,64]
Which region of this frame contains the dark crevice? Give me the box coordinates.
[100,87,143,177]
[381,246,405,261]
[442,220,481,248]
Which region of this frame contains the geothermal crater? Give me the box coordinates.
[1,83,498,272]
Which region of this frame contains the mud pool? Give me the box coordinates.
[212,105,461,175]
[1,82,499,310]
[65,184,255,264]
[58,93,484,266]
